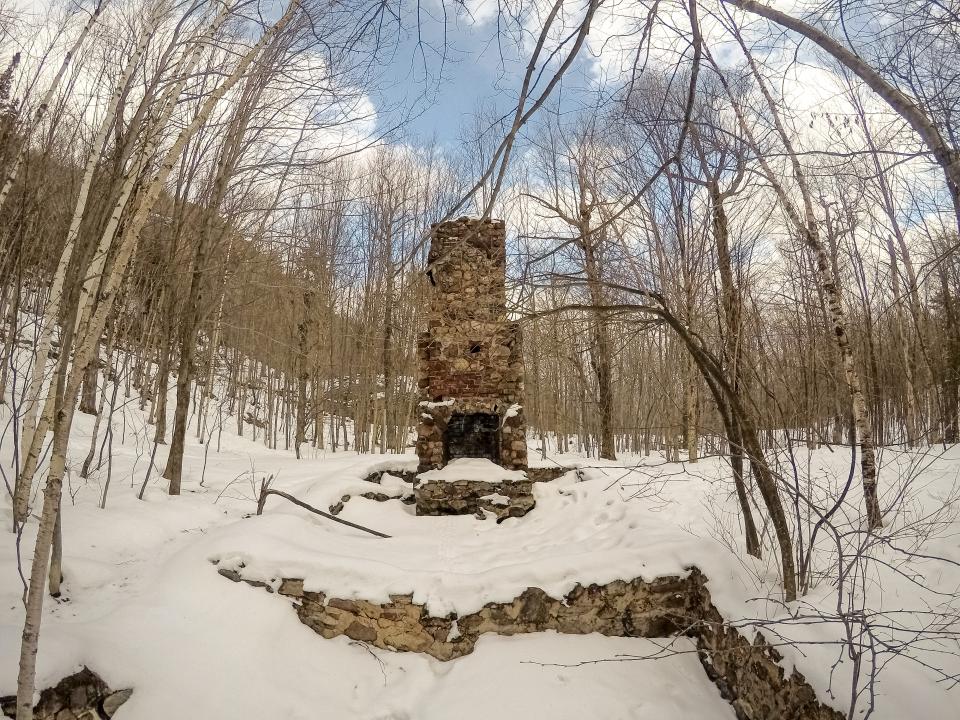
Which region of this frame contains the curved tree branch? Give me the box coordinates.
[722,0,960,233]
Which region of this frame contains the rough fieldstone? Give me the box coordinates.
[0,667,131,720]
[344,620,378,643]
[415,478,535,520]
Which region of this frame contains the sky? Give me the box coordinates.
[370,4,601,147]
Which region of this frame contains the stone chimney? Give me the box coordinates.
[415,217,527,472]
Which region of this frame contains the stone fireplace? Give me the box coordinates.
[415,217,528,475]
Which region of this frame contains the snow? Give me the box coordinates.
[378,473,414,499]
[412,634,736,720]
[416,457,528,484]
[1,349,958,719]
[0,429,740,719]
[203,465,735,621]
[479,492,510,505]
[504,403,522,419]
[419,399,455,409]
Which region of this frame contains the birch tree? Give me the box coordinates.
[15,3,304,716]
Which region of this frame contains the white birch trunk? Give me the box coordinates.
[17,18,156,508]
[720,35,883,527]
[15,4,302,717]
[13,1,239,521]
[0,0,110,212]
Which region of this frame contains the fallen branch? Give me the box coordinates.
[256,477,390,539]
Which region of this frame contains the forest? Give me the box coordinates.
[0,0,958,718]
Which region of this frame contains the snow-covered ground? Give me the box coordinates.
[1,372,959,718]
[416,456,527,483]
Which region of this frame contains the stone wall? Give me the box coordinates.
[693,599,842,720]
[416,217,527,472]
[350,466,560,520]
[416,477,535,520]
[278,574,699,661]
[217,565,844,720]
[419,218,521,403]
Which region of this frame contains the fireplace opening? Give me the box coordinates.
[444,413,499,463]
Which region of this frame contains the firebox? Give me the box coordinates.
[444,413,499,463]
[415,217,528,473]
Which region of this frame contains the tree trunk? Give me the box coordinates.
[938,262,960,443]
[78,359,98,414]
[381,259,394,454]
[716,34,883,528]
[163,236,206,494]
[582,230,616,460]
[153,336,172,443]
[707,172,760,556]
[0,0,110,215]
[683,356,699,462]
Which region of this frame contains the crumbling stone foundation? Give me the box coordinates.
[415,477,535,520]
[695,605,841,720]
[220,570,699,661]
[1,667,131,720]
[350,465,570,520]
[216,565,843,720]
